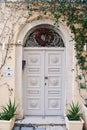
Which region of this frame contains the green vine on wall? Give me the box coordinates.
[27,1,87,95]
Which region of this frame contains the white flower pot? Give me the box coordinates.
[83,104,87,130]
[65,116,84,130]
[0,118,15,130]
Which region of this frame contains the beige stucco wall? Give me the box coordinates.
[0,2,86,118]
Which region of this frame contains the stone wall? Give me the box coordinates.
[0,2,86,118]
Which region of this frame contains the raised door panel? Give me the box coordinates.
[45,50,64,115]
[23,50,44,115]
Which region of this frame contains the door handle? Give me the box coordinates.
[45,77,48,79]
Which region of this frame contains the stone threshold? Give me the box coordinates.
[13,124,66,130]
[15,116,65,126]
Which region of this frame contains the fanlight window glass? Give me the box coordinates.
[24,28,65,47]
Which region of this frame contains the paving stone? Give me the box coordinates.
[45,126,66,130]
[13,126,20,130]
[54,126,66,130]
[35,128,46,130]
[21,127,33,130]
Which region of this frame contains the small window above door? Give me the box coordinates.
[24,27,65,47]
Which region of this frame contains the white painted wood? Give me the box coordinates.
[23,50,44,115]
[23,48,65,116]
[45,50,64,115]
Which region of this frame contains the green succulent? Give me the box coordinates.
[0,99,17,120]
[67,102,83,121]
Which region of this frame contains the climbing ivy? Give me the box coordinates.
[27,1,87,92]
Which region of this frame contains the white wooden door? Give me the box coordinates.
[45,50,64,115]
[23,50,44,115]
[23,49,65,116]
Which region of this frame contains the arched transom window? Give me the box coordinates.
[24,27,65,47]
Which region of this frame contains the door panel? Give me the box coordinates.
[23,51,44,115]
[23,49,65,116]
[45,51,64,115]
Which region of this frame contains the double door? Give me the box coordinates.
[23,49,65,116]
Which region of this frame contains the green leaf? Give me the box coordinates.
[67,102,82,121]
[0,99,17,120]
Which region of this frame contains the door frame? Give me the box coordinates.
[15,19,75,118]
[23,47,65,116]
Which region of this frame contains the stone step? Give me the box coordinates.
[13,124,66,130]
[15,116,65,125]
[13,116,66,130]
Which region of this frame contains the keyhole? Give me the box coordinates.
[45,83,46,85]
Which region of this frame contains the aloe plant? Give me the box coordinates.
[67,102,83,121]
[0,99,17,120]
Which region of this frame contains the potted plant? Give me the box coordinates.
[65,102,84,130]
[82,98,87,130]
[0,99,17,130]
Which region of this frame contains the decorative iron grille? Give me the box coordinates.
[24,28,65,47]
